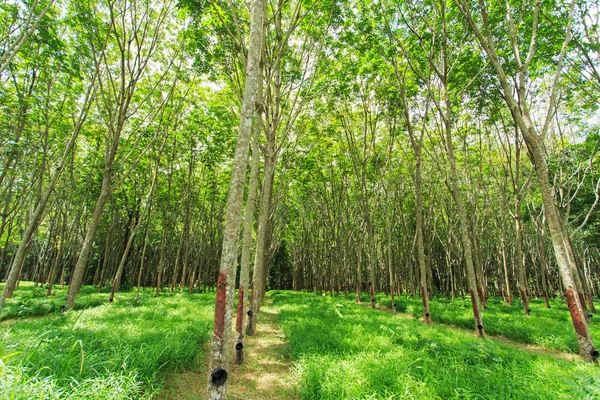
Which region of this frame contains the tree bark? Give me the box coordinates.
[235,93,262,363]
[207,0,266,398]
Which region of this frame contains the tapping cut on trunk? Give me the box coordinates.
[214,272,227,339]
[565,289,587,337]
[236,286,244,333]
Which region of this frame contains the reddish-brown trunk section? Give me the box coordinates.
[214,272,227,339]
[236,286,244,334]
[566,289,587,337]
[578,291,590,318]
[586,293,596,314]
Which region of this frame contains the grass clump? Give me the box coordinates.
[273,290,600,400]
[374,293,598,353]
[0,288,214,399]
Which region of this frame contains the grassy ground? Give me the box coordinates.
[273,291,600,400]
[3,285,600,399]
[0,284,214,399]
[161,292,298,400]
[372,292,599,353]
[0,282,115,321]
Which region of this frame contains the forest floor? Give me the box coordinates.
[161,293,299,400]
[3,285,599,399]
[364,300,579,362]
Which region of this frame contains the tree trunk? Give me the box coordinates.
[66,168,113,310]
[207,0,265,397]
[247,147,275,336]
[235,92,262,363]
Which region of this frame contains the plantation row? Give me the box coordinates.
[1,284,598,399]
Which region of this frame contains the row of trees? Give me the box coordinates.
[0,0,239,311]
[210,0,600,397]
[1,0,600,398]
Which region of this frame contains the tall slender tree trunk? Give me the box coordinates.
[136,212,151,301]
[537,221,551,308]
[355,230,363,303]
[207,0,266,397]
[401,87,432,323]
[235,93,262,363]
[66,166,113,309]
[247,146,275,336]
[515,200,530,315]
[415,162,432,324]
[110,164,157,302]
[385,199,396,314]
[442,98,485,337]
[499,193,512,305]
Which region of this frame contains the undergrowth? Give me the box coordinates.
[273,290,600,400]
[373,293,599,353]
[1,282,117,321]
[0,287,214,399]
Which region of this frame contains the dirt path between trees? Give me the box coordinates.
[161,294,299,400]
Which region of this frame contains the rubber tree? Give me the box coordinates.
[389,0,485,336]
[206,0,266,397]
[66,0,173,310]
[0,77,96,313]
[456,0,597,361]
[247,0,323,334]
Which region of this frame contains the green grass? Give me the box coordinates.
[0,285,214,399]
[273,290,600,400]
[0,282,114,321]
[372,292,599,353]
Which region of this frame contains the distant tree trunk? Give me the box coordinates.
[110,157,159,302]
[499,188,512,305]
[136,212,151,301]
[435,0,485,338]
[156,167,173,297]
[385,198,396,315]
[515,198,530,315]
[67,164,114,309]
[538,225,551,308]
[400,83,432,324]
[441,82,485,337]
[47,210,67,296]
